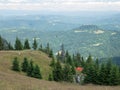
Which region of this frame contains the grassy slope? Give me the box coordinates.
[0,50,120,90]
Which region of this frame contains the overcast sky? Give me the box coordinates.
[0,0,120,11]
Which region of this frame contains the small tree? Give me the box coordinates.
[8,42,14,50]
[50,57,55,68]
[32,38,37,50]
[21,57,29,72]
[14,37,23,50]
[0,35,4,50]
[53,61,63,81]
[27,60,34,77]
[33,64,42,79]
[12,57,20,71]
[49,49,53,58]
[48,74,53,81]
[24,39,30,49]
[63,64,73,82]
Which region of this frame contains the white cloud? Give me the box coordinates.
[0,1,120,11]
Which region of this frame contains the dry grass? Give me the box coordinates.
[0,50,120,90]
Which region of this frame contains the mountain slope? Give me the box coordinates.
[0,50,120,90]
[0,50,52,79]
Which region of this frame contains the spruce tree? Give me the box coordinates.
[33,64,42,79]
[24,39,30,49]
[12,57,20,72]
[50,57,55,68]
[32,38,37,50]
[109,65,120,85]
[48,74,53,81]
[21,57,29,72]
[46,43,50,54]
[49,49,53,58]
[8,42,14,50]
[27,60,34,77]
[53,60,63,81]
[66,55,73,65]
[63,64,73,82]
[98,63,107,85]
[71,65,76,75]
[0,35,4,50]
[14,37,23,50]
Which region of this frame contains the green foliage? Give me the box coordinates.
[12,57,20,72]
[21,57,29,72]
[14,37,23,50]
[8,42,14,50]
[50,57,55,68]
[0,35,4,50]
[27,60,35,77]
[32,38,38,50]
[33,64,42,79]
[83,58,120,85]
[63,64,73,82]
[48,74,53,81]
[49,49,53,58]
[24,39,30,49]
[53,60,63,81]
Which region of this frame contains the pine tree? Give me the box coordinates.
[14,37,23,50]
[46,43,50,54]
[27,60,34,77]
[49,49,53,58]
[8,42,14,50]
[48,74,53,81]
[63,64,73,82]
[66,55,73,66]
[53,60,63,81]
[33,64,42,79]
[21,57,29,72]
[109,65,120,85]
[39,44,43,51]
[24,39,30,49]
[98,63,108,85]
[32,38,37,50]
[105,60,113,85]
[0,35,4,50]
[12,57,20,72]
[71,65,76,75]
[50,57,55,68]
[84,65,96,84]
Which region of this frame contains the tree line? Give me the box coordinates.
[12,57,42,79]
[48,45,120,85]
[1,35,120,85]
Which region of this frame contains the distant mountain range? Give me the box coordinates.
[0,12,120,63]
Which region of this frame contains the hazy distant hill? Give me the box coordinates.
[0,13,120,60]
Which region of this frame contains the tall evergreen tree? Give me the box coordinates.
[46,43,50,54]
[24,39,30,49]
[12,57,20,72]
[8,42,14,50]
[53,61,63,81]
[66,55,73,66]
[109,65,120,85]
[14,37,23,50]
[32,38,37,50]
[21,57,29,72]
[63,64,73,82]
[48,74,53,81]
[27,60,34,77]
[49,49,53,58]
[33,64,42,79]
[98,63,108,85]
[50,57,55,68]
[0,35,4,50]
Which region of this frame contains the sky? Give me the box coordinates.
[0,0,120,11]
